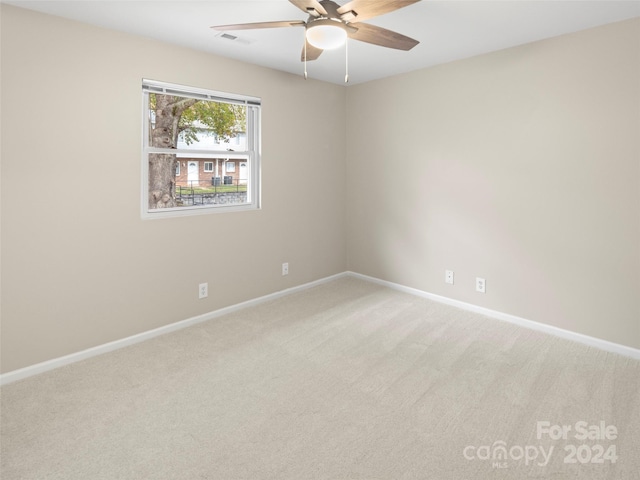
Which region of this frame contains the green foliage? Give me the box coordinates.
[180,100,246,145]
[149,93,247,146]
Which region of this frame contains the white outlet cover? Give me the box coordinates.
[445,270,454,285]
[476,277,486,293]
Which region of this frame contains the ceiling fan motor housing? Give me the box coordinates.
[317,0,358,23]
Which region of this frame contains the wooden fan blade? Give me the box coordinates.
[338,0,420,23]
[212,20,305,31]
[289,0,327,17]
[348,22,419,50]
[301,40,323,61]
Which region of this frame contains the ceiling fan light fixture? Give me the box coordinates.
[305,19,347,50]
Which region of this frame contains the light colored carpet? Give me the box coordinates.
[1,276,639,479]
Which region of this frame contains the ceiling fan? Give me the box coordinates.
[211,0,420,81]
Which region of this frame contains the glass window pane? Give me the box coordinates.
[148,93,247,151]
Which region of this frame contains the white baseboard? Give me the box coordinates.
[0,272,348,386]
[347,271,640,361]
[2,270,637,386]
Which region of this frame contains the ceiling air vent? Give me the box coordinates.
[215,32,254,45]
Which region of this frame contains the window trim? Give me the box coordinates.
[141,79,261,220]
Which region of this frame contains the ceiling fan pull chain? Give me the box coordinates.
[304,35,308,80]
[345,38,349,84]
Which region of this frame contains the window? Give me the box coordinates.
[142,79,261,218]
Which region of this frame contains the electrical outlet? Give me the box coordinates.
[199,282,208,299]
[445,270,454,285]
[282,262,289,276]
[475,277,486,293]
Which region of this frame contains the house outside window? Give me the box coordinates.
[142,79,261,218]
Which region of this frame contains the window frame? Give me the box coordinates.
[141,79,261,219]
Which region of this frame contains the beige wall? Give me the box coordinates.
[346,18,640,349]
[2,6,638,374]
[0,5,347,373]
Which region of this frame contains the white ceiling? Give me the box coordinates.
[4,0,640,85]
